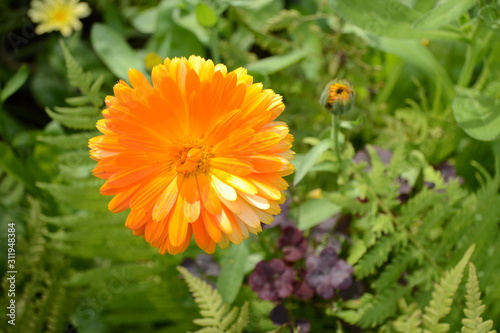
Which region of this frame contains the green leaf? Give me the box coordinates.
[328,0,463,40]
[196,3,218,28]
[346,29,454,99]
[293,139,331,185]
[294,198,341,230]
[422,244,475,333]
[413,0,479,30]
[217,242,249,304]
[461,263,496,333]
[245,48,308,75]
[452,87,500,141]
[0,142,37,193]
[1,64,29,103]
[132,5,159,34]
[91,23,145,80]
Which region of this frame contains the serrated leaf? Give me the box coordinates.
[422,245,475,333]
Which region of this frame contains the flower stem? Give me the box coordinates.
[331,113,341,163]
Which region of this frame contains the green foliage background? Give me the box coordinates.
[1,0,500,332]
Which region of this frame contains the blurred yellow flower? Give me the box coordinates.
[28,0,91,37]
[144,52,163,70]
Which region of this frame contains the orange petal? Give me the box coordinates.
[152,175,179,221]
[201,209,222,243]
[192,218,216,254]
[210,157,254,176]
[212,169,257,195]
[212,174,237,201]
[198,174,222,215]
[168,198,189,247]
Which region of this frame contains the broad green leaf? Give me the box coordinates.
[217,241,249,304]
[293,139,331,185]
[131,6,158,34]
[245,49,308,75]
[328,0,463,40]
[413,0,478,30]
[195,3,218,28]
[452,87,500,141]
[294,198,341,230]
[345,25,454,99]
[91,23,145,80]
[1,64,29,103]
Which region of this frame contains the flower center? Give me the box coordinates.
[328,83,352,104]
[174,139,213,175]
[52,8,70,23]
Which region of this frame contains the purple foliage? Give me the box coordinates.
[180,254,220,277]
[278,226,308,262]
[306,247,353,299]
[269,303,288,325]
[249,259,295,301]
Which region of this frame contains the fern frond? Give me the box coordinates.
[177,266,249,333]
[461,263,497,333]
[372,248,419,292]
[357,285,407,328]
[45,107,99,130]
[355,233,403,279]
[38,132,99,148]
[394,308,422,333]
[422,245,475,333]
[264,9,301,32]
[59,40,104,108]
[51,105,100,116]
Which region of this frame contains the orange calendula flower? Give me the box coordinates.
[320,80,355,115]
[89,56,294,255]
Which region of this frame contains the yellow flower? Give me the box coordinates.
[28,0,91,37]
[89,56,295,255]
[144,52,163,71]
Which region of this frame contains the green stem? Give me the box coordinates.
[457,27,494,87]
[331,113,341,163]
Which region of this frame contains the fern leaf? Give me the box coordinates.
[461,263,497,333]
[45,107,99,130]
[227,302,249,333]
[357,285,407,328]
[355,233,402,279]
[38,132,100,148]
[422,245,475,333]
[177,266,249,333]
[52,105,100,116]
[264,9,301,32]
[65,95,92,106]
[393,308,422,333]
[59,40,104,108]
